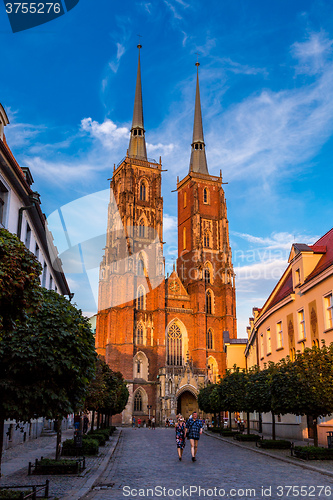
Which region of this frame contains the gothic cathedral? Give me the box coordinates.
[96,46,237,425]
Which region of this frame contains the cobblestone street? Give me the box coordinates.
[84,428,333,500]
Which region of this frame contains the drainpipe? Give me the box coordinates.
[17,192,41,239]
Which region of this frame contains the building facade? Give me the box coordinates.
[0,102,71,448]
[96,48,237,425]
[245,228,333,445]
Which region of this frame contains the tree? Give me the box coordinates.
[0,228,42,332]
[272,345,333,446]
[247,366,274,437]
[0,289,96,470]
[198,384,218,414]
[84,357,129,429]
[215,368,253,429]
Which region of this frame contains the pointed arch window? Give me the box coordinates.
[167,323,182,366]
[139,220,146,238]
[134,391,142,412]
[204,230,210,248]
[136,323,144,344]
[137,360,141,374]
[137,286,145,310]
[204,267,211,284]
[207,329,213,350]
[140,181,147,201]
[138,258,145,276]
[183,192,187,208]
[206,290,213,315]
[183,227,187,250]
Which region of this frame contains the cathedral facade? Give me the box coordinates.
[96,46,237,425]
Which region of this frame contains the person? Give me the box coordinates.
[175,415,186,460]
[132,416,136,429]
[148,418,151,429]
[138,417,141,429]
[151,416,155,430]
[186,411,203,462]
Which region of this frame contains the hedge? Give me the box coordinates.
[234,434,260,442]
[84,433,106,446]
[258,439,291,449]
[220,430,240,437]
[62,438,99,456]
[293,446,333,460]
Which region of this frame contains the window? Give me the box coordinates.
[260,333,264,358]
[204,230,210,248]
[206,290,212,314]
[137,360,141,374]
[324,293,333,330]
[138,258,145,276]
[0,181,8,227]
[203,187,209,204]
[136,324,144,344]
[207,329,213,350]
[183,192,187,208]
[35,243,39,259]
[140,181,146,201]
[204,267,211,284]
[183,227,186,250]
[42,262,47,288]
[134,392,142,412]
[295,268,301,285]
[167,323,182,366]
[139,220,146,238]
[49,275,53,290]
[25,223,31,250]
[298,310,306,340]
[137,287,145,310]
[276,321,283,349]
[266,328,271,354]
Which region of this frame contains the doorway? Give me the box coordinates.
[176,391,198,419]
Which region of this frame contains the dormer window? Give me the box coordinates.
[138,130,142,136]
[134,130,137,136]
[195,144,198,150]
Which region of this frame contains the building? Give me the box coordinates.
[245,228,333,444]
[0,102,71,448]
[96,47,237,425]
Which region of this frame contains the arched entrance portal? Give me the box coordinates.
[176,391,198,419]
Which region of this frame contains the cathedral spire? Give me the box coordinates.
[128,44,147,160]
[189,62,209,175]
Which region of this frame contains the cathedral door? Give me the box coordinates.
[176,391,198,419]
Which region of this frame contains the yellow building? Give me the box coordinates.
[245,227,333,445]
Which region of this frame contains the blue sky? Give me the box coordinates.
[2,0,333,335]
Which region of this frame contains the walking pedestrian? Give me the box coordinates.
[185,411,203,462]
[138,417,141,429]
[175,415,186,461]
[151,416,155,429]
[132,416,136,429]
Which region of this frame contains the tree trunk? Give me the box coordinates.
[259,413,262,433]
[55,417,62,461]
[247,412,250,434]
[313,417,318,447]
[229,412,232,430]
[271,412,276,440]
[91,410,95,432]
[0,413,5,477]
[97,412,100,430]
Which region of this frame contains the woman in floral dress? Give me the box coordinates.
[175,415,186,460]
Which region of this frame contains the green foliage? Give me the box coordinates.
[88,428,110,440]
[220,430,240,437]
[234,433,260,441]
[0,289,96,422]
[62,438,99,456]
[247,366,273,414]
[0,491,31,499]
[213,367,254,413]
[0,228,42,332]
[259,439,291,449]
[293,446,333,460]
[198,384,218,413]
[38,458,77,466]
[84,433,106,445]
[84,357,129,416]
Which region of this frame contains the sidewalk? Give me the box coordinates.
[205,430,333,478]
[0,429,121,499]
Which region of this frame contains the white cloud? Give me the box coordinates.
[292,32,333,75]
[147,142,175,156]
[164,0,182,20]
[231,231,319,251]
[109,43,126,73]
[81,117,129,148]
